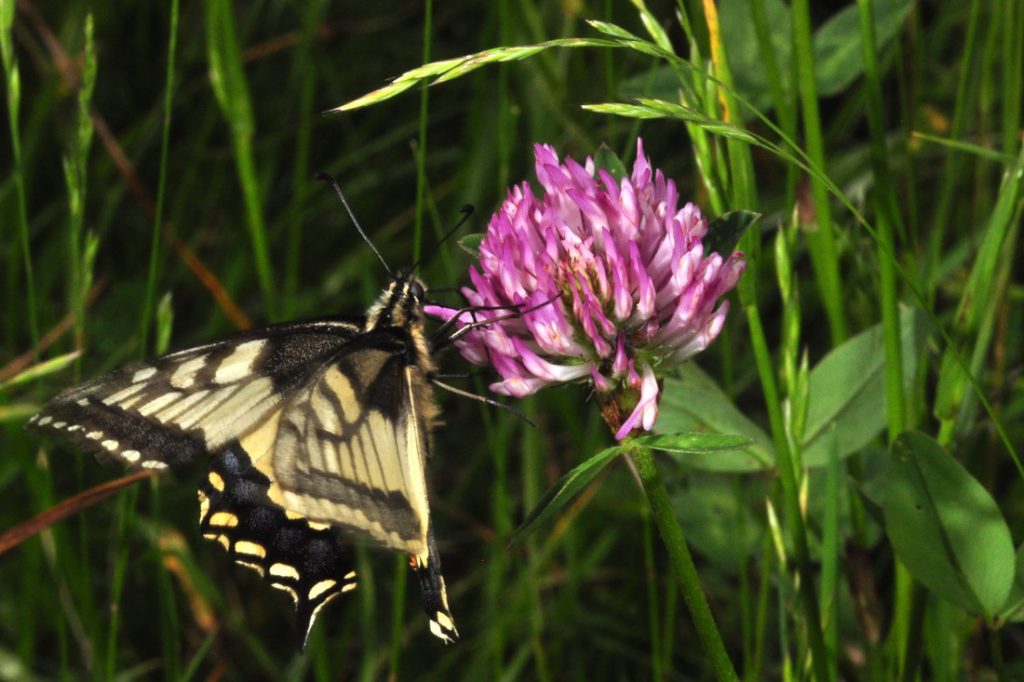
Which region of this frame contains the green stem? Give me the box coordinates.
[388,553,407,680]
[791,0,847,344]
[743,302,832,681]
[411,0,433,263]
[140,0,179,355]
[991,626,1006,681]
[628,444,738,682]
[1,6,40,355]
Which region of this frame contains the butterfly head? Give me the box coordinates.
[364,271,428,333]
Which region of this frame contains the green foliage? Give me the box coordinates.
[1005,545,1024,622]
[627,0,916,118]
[634,432,753,456]
[704,210,760,257]
[590,142,629,181]
[885,431,1015,620]
[456,233,485,258]
[1,1,1022,680]
[512,445,622,543]
[800,305,927,467]
[657,306,929,470]
[204,0,274,317]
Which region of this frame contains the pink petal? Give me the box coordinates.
[615,363,660,440]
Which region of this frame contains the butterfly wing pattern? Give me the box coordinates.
[28,274,458,646]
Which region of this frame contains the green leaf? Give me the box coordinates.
[999,543,1024,622]
[620,0,793,120]
[659,307,928,472]
[717,0,792,117]
[155,292,174,356]
[696,0,915,121]
[0,351,82,391]
[884,431,1015,618]
[848,472,886,529]
[932,142,1024,429]
[511,446,622,543]
[812,0,915,96]
[705,211,760,257]
[801,306,927,467]
[620,0,914,119]
[656,364,774,472]
[205,0,255,136]
[0,0,15,33]
[0,403,38,424]
[457,233,485,258]
[635,432,752,454]
[591,143,628,182]
[672,474,764,573]
[912,132,1017,165]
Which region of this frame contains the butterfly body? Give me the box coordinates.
[29,271,458,646]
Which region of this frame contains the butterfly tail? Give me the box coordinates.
[412,526,458,644]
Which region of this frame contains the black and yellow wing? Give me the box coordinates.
[198,443,360,646]
[29,307,457,645]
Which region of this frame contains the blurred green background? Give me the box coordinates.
[1,1,1022,680]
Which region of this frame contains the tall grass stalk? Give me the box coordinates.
[790,0,847,345]
[139,0,180,356]
[283,0,327,317]
[0,0,39,353]
[921,0,984,300]
[204,0,275,318]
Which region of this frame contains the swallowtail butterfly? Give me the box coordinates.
[29,269,460,647]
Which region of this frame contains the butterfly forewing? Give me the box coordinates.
[270,330,431,555]
[256,319,457,642]
[28,319,363,471]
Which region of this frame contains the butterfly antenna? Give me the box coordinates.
[411,205,474,272]
[315,171,391,273]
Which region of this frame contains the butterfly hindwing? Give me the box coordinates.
[199,444,358,647]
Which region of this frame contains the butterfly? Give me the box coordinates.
[28,266,463,648]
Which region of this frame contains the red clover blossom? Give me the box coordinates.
[427,140,745,440]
